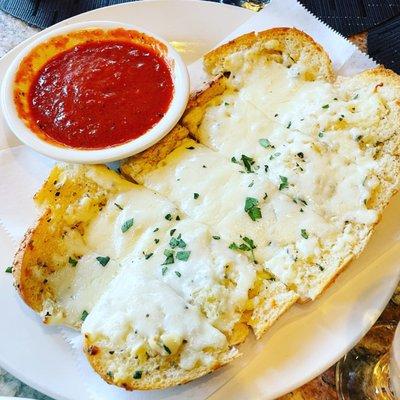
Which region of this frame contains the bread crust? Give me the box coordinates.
[84,335,239,390]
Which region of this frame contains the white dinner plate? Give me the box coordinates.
[0,1,399,400]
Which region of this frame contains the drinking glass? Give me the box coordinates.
[336,322,400,399]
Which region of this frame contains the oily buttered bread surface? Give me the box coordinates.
[123,28,400,301]
[13,28,400,391]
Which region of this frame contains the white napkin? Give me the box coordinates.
[0,1,377,399]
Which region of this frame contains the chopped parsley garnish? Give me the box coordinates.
[264,165,269,173]
[318,131,324,138]
[186,146,195,150]
[154,238,160,244]
[286,121,292,129]
[322,104,329,109]
[248,180,254,188]
[162,266,168,275]
[121,218,134,233]
[194,192,199,199]
[317,263,324,271]
[263,192,268,200]
[176,215,181,221]
[5,266,12,273]
[106,371,113,378]
[231,156,239,164]
[170,229,176,236]
[224,102,230,106]
[162,249,175,265]
[212,235,221,240]
[259,138,271,148]
[301,229,309,239]
[165,213,172,221]
[68,257,78,267]
[133,371,143,379]
[153,227,159,232]
[114,203,123,210]
[353,94,359,100]
[339,114,345,121]
[279,176,289,190]
[96,256,110,266]
[81,310,89,321]
[241,154,255,173]
[298,198,307,206]
[163,345,172,354]
[356,135,363,141]
[297,152,304,159]
[244,197,262,221]
[175,271,182,277]
[229,236,257,263]
[274,113,279,117]
[169,235,186,249]
[176,251,191,261]
[144,252,153,260]
[269,152,281,161]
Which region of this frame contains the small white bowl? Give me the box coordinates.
[0,21,189,164]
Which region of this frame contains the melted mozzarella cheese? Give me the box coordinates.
[82,266,228,371]
[193,59,379,226]
[110,218,256,334]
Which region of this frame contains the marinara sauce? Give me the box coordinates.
[28,40,173,149]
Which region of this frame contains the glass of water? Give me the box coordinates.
[336,322,400,399]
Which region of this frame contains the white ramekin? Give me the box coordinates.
[1,21,189,164]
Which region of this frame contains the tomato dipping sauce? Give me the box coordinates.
[27,40,173,149]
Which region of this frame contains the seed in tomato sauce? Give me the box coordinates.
[28,40,173,149]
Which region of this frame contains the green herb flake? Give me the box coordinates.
[212,235,221,240]
[81,310,89,321]
[244,197,262,221]
[258,138,271,148]
[279,176,289,190]
[114,203,123,210]
[317,263,324,272]
[229,236,257,263]
[263,192,268,200]
[153,227,159,232]
[170,229,176,236]
[318,131,324,138]
[144,252,153,260]
[301,229,309,239]
[163,345,172,354]
[269,152,281,161]
[165,213,172,221]
[106,371,113,378]
[175,271,182,277]
[176,251,191,262]
[96,256,110,266]
[68,257,78,267]
[224,102,229,106]
[162,266,168,276]
[286,121,292,129]
[5,266,12,273]
[231,156,239,164]
[241,154,255,173]
[186,146,195,150]
[356,135,363,142]
[248,180,254,188]
[353,94,359,100]
[133,371,143,379]
[162,249,175,265]
[194,193,199,199]
[322,104,329,109]
[121,218,134,233]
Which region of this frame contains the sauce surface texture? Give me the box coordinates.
[28,40,173,149]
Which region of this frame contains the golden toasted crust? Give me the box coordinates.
[203,28,334,82]
[84,335,239,390]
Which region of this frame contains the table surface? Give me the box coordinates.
[0,8,399,400]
